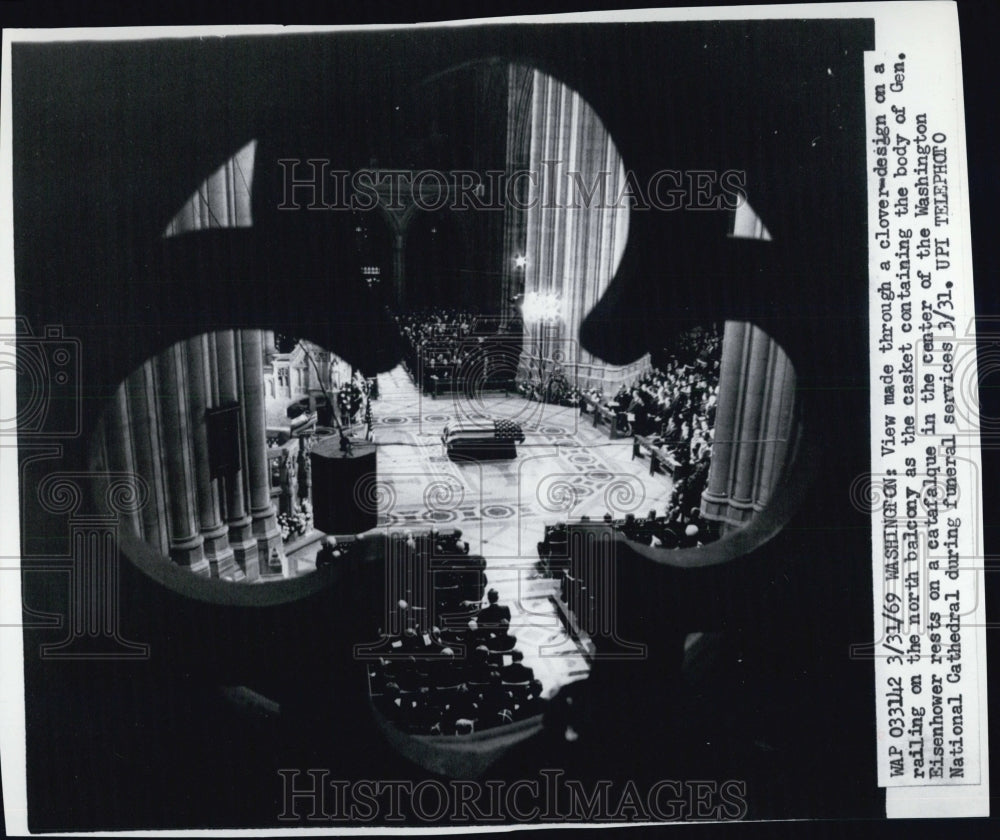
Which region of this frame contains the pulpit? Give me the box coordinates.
[309,437,378,535]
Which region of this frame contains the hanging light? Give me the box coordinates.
[520,291,562,324]
[513,254,527,269]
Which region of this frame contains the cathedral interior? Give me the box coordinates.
[12,19,882,829]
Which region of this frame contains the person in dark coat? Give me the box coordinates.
[477,588,512,627]
[315,535,339,569]
[501,650,534,684]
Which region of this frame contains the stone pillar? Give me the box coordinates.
[240,329,284,577]
[185,333,238,579]
[391,233,405,309]
[299,434,314,507]
[521,69,629,383]
[755,349,797,505]
[215,330,260,580]
[125,361,171,557]
[729,325,772,518]
[154,343,208,574]
[700,321,798,528]
[282,445,299,516]
[100,387,143,540]
[501,64,534,326]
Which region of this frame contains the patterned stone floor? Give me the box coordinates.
[363,365,677,699]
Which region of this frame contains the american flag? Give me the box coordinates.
[494,419,524,442]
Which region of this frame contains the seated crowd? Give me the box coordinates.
[538,505,717,565]
[515,365,582,407]
[366,528,543,736]
[537,509,718,627]
[578,325,722,517]
[586,324,720,449]
[314,533,359,567]
[394,307,520,395]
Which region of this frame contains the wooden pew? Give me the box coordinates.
[632,433,681,476]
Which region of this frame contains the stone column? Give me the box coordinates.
[125,361,171,558]
[701,321,746,522]
[501,64,534,326]
[100,386,142,540]
[240,329,284,577]
[185,333,238,579]
[391,233,405,309]
[299,434,314,507]
[729,325,772,518]
[700,322,798,528]
[755,349,797,504]
[215,330,259,580]
[154,343,208,574]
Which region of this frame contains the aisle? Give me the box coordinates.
[369,365,676,698]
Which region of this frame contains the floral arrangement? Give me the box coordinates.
[277,509,312,543]
[337,380,364,422]
[514,372,580,407]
